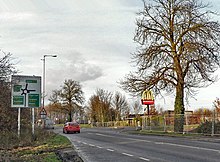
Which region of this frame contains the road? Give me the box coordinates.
[54,127,220,162]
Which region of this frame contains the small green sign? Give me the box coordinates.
[26,80,37,83]
[28,94,40,107]
[13,96,24,105]
[13,85,22,92]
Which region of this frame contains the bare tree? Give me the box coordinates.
[214,98,220,117]
[0,51,17,81]
[59,79,84,122]
[112,91,129,121]
[88,89,112,123]
[47,90,64,121]
[121,0,220,132]
[49,89,61,104]
[132,100,142,118]
[0,51,18,130]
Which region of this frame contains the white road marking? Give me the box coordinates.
[155,142,220,153]
[96,133,113,138]
[82,142,87,145]
[122,153,134,157]
[96,146,102,148]
[107,149,114,152]
[119,140,149,144]
[139,157,150,161]
[89,144,95,147]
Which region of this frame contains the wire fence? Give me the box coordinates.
[91,112,220,136]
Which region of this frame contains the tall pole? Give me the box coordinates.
[41,54,57,129]
[18,107,21,138]
[32,108,35,139]
[42,55,57,110]
[43,55,46,110]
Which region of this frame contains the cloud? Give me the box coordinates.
[47,51,103,84]
[65,57,103,82]
[0,12,34,22]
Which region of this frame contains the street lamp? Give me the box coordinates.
[42,54,57,111]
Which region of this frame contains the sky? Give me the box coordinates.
[0,0,220,111]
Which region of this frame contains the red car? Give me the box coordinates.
[63,122,80,134]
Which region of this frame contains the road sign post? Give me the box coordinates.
[11,75,41,137]
[141,90,155,129]
[18,107,21,138]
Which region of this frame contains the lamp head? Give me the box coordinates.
[44,54,58,58]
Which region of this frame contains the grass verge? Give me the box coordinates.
[0,129,72,162]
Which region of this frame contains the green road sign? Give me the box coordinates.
[11,75,41,108]
[26,80,37,83]
[28,94,40,107]
[13,96,24,105]
[13,85,22,92]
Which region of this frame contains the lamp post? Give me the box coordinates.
[42,54,57,111]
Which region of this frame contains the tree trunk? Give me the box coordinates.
[174,82,185,133]
[68,111,72,122]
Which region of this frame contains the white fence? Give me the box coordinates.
[91,113,220,136]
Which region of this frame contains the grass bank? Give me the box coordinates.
[0,128,72,161]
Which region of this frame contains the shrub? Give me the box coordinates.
[193,121,220,134]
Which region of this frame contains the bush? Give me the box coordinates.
[192,121,220,134]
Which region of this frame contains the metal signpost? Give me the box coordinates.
[141,90,155,129]
[11,75,41,138]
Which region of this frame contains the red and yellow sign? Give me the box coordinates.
[141,90,154,105]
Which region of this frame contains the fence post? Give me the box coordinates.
[185,113,188,134]
[163,115,166,132]
[211,109,215,136]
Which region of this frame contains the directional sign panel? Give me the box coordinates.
[11,75,41,108]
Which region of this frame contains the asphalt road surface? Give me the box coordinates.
[54,127,220,162]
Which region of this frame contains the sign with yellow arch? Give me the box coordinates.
[141,90,154,105]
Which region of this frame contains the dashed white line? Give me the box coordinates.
[122,153,134,157]
[89,144,95,147]
[139,157,150,161]
[96,133,113,138]
[107,149,114,152]
[80,141,151,161]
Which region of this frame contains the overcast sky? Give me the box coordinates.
[0,0,220,111]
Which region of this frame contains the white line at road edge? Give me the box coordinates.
[139,157,150,161]
[155,142,220,153]
[122,153,134,157]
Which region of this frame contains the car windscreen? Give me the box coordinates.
[68,123,79,126]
